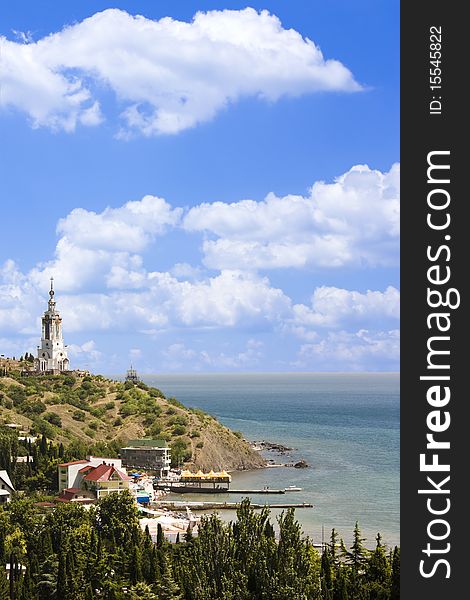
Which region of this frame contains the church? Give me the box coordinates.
[35,278,70,373]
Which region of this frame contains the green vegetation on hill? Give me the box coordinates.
[0,370,265,482]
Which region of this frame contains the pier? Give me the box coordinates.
[153,500,313,510]
[227,488,286,494]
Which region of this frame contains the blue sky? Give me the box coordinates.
[0,1,399,373]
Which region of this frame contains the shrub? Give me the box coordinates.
[105,401,115,410]
[190,430,200,438]
[24,401,47,415]
[167,397,185,409]
[172,425,187,436]
[119,403,137,417]
[62,375,76,387]
[113,417,123,427]
[34,418,55,438]
[90,406,106,418]
[233,431,244,439]
[196,441,204,449]
[43,412,62,427]
[146,423,162,438]
[72,410,86,422]
[9,386,28,406]
[170,415,188,427]
[89,421,99,430]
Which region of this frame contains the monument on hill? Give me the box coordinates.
[35,278,70,373]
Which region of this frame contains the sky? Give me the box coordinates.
[0,1,399,374]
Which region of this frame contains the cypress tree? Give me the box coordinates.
[0,529,5,566]
[84,584,95,600]
[333,568,349,600]
[56,544,67,599]
[65,545,77,599]
[390,546,400,599]
[129,544,143,585]
[321,548,333,596]
[156,524,164,548]
[18,566,33,600]
[39,435,48,457]
[330,528,339,567]
[0,567,8,600]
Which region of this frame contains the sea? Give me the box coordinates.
[141,372,400,548]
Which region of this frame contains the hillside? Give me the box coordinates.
[0,370,266,471]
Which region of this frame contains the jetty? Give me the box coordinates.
[227,488,286,494]
[152,500,313,510]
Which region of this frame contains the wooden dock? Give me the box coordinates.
[153,500,313,510]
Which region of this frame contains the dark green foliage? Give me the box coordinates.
[0,494,398,600]
[390,547,400,599]
[43,412,62,428]
[170,439,192,467]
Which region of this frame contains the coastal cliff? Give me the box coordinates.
[0,370,265,471]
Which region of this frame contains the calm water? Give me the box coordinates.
[141,373,400,548]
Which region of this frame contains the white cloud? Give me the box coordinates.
[12,269,291,335]
[161,338,264,371]
[1,8,361,135]
[294,329,400,371]
[66,339,102,363]
[28,195,181,292]
[170,263,203,281]
[292,286,400,330]
[0,169,400,371]
[56,196,181,252]
[184,163,400,269]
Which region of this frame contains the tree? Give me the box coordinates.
[154,554,182,600]
[329,528,339,568]
[321,548,333,599]
[390,546,400,599]
[156,524,164,549]
[129,582,159,600]
[36,556,58,600]
[129,544,143,585]
[0,568,8,600]
[341,522,368,577]
[96,491,140,546]
[367,533,389,585]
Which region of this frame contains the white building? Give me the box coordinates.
[0,470,15,503]
[35,278,70,373]
[58,456,125,492]
[120,439,171,478]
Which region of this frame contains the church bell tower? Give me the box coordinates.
[35,278,70,373]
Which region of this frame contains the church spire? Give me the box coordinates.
[48,276,56,311]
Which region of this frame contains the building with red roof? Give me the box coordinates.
[56,488,96,504]
[58,456,126,494]
[81,464,131,499]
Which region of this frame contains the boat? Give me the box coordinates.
[284,485,303,492]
